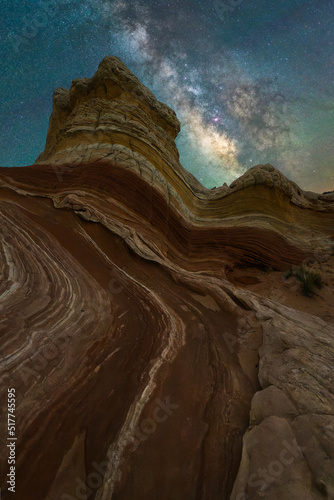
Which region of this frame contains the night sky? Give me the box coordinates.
[1,0,333,192]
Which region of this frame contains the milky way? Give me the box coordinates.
[1,0,333,192]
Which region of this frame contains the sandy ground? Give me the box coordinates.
[227,255,334,324]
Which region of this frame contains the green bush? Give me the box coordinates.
[283,266,325,298]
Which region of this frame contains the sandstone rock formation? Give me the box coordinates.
[0,56,333,500]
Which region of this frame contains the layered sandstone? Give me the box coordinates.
[0,56,333,500]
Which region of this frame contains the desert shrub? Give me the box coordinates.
[283,266,325,298]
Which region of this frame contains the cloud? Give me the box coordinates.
[71,0,313,188]
[120,23,243,179]
[84,0,296,186]
[222,81,290,151]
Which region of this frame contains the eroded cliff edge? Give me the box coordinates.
[0,56,333,500]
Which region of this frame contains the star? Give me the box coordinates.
[0,0,332,192]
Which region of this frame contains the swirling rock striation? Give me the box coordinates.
[0,56,333,500]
